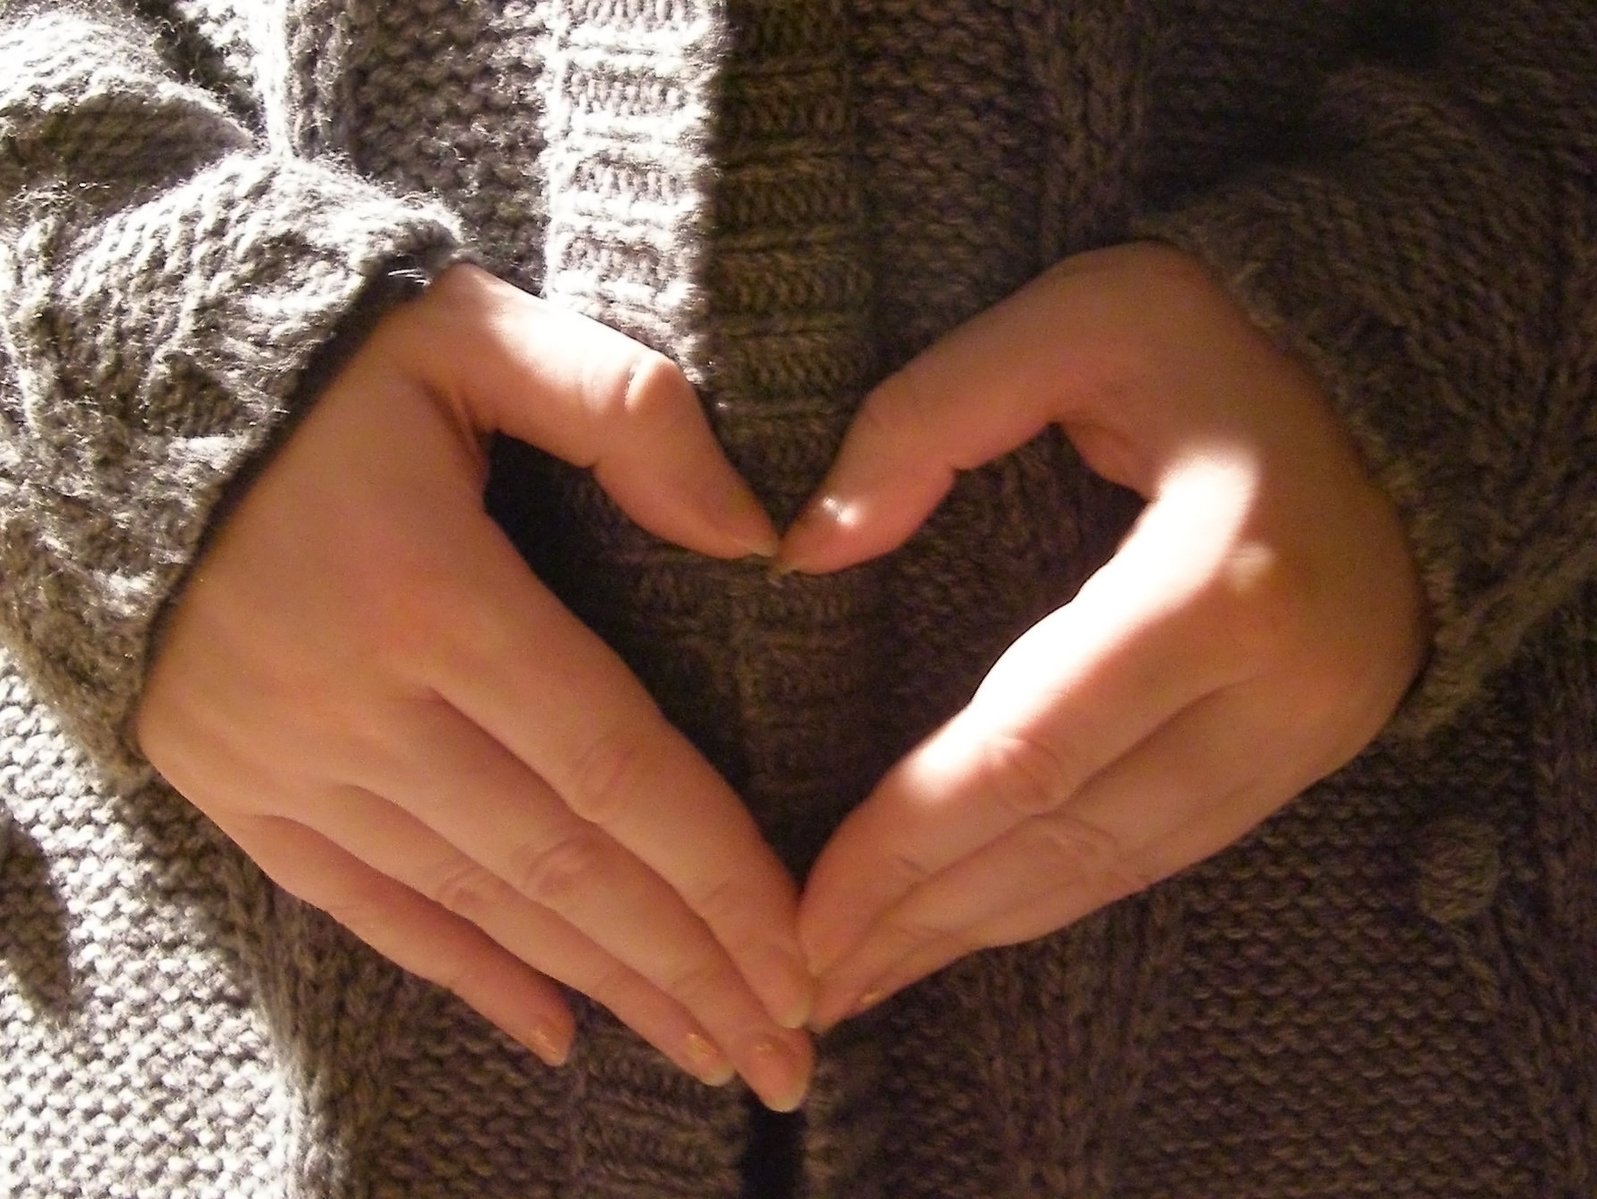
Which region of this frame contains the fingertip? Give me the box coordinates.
[686,446,780,560]
[683,1031,738,1087]
[526,1016,575,1068]
[732,939,816,1032]
[715,484,782,561]
[797,841,872,978]
[796,904,851,982]
[803,978,847,1034]
[776,463,955,575]
[806,977,871,1036]
[778,488,915,576]
[774,493,857,575]
[763,1085,810,1114]
[746,1032,813,1113]
[743,532,783,561]
[811,954,913,1031]
[772,965,816,1032]
[596,453,779,561]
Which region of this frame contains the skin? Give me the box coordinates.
[782,242,1428,1031]
[135,264,814,1112]
[136,240,1426,1105]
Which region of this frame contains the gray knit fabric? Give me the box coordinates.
[3,1,1596,1196]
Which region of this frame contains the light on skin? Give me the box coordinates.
[137,263,815,1112]
[781,242,1426,1032]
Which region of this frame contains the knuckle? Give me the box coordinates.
[886,849,934,890]
[877,911,962,955]
[858,361,932,448]
[978,730,1082,819]
[133,701,191,781]
[612,349,693,429]
[661,956,735,1011]
[1024,812,1155,897]
[564,720,658,827]
[579,960,645,1014]
[420,260,495,311]
[509,829,613,911]
[316,890,378,934]
[315,876,412,947]
[1196,540,1315,672]
[366,562,460,665]
[417,948,482,1005]
[684,875,753,936]
[429,860,501,922]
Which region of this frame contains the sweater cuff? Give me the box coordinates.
[1135,67,1597,738]
[0,152,466,782]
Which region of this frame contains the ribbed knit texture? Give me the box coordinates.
[4,2,1596,1196]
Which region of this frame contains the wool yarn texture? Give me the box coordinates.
[3,2,1596,1196]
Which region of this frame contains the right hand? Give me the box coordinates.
[134,264,813,1111]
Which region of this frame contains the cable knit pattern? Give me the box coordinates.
[3,1,1596,1196]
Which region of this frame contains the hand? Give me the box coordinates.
[785,243,1428,1030]
[135,264,813,1110]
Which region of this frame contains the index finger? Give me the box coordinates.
[392,265,778,560]
[798,483,1254,977]
[420,518,813,1031]
[778,254,1150,574]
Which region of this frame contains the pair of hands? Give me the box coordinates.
[134,245,1426,1113]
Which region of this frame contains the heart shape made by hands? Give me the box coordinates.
[137,244,1424,1105]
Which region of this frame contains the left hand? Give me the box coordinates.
[782,242,1428,1031]
[136,266,814,1107]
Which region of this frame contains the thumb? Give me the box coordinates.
[776,267,1101,574]
[402,264,777,560]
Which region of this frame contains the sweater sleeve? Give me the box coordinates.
[0,3,466,779]
[1137,3,1597,737]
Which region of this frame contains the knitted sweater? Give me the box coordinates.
[3,1,1595,1195]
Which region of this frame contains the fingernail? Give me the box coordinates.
[806,1005,842,1036]
[683,1031,736,1087]
[717,485,779,560]
[740,532,781,560]
[807,984,856,1034]
[852,987,886,1017]
[808,985,883,1035]
[806,494,854,531]
[745,1034,809,1113]
[527,1019,571,1068]
[777,993,814,1032]
[763,950,816,1030]
[774,495,851,576]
